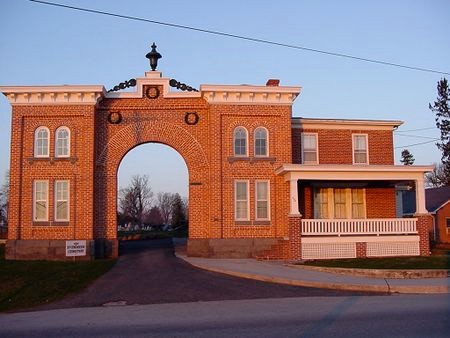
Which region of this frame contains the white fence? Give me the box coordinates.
[301,218,417,236]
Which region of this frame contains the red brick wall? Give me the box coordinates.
[366,187,397,218]
[8,105,95,241]
[292,128,394,165]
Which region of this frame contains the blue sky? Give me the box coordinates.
[1,0,449,197]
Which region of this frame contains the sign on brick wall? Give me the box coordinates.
[66,240,87,257]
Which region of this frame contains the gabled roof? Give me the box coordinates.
[426,186,450,213]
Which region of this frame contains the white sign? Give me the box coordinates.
[66,240,87,257]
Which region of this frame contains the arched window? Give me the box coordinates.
[34,126,49,157]
[55,127,70,158]
[254,127,268,157]
[233,127,248,156]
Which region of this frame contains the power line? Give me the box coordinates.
[395,127,436,133]
[395,134,440,140]
[28,0,450,76]
[394,139,438,149]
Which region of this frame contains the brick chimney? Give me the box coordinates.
[266,79,280,86]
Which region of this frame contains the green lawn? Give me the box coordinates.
[0,244,116,312]
[303,255,450,270]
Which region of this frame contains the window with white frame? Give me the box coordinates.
[33,180,48,221]
[34,127,50,157]
[55,127,70,158]
[233,127,248,156]
[353,134,368,164]
[314,187,366,219]
[235,180,249,221]
[302,133,318,164]
[446,218,450,228]
[254,127,268,157]
[55,180,69,221]
[255,180,270,220]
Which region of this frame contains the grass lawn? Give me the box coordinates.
[0,244,116,312]
[303,255,450,270]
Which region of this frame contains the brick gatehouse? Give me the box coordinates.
[0,63,433,261]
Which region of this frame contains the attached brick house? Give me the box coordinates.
[0,69,433,261]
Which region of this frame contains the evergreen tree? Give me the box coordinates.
[400,149,415,165]
[170,193,186,227]
[429,78,450,185]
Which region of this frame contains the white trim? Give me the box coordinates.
[55,126,71,158]
[276,164,434,178]
[292,117,403,130]
[301,235,420,244]
[34,126,50,158]
[201,84,301,105]
[234,180,250,221]
[54,180,70,222]
[33,180,49,222]
[233,126,249,157]
[0,85,105,105]
[352,134,369,165]
[254,127,269,157]
[301,132,319,164]
[255,180,271,221]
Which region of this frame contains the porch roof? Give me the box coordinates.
[275,164,434,182]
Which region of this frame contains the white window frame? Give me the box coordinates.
[233,126,248,157]
[34,126,50,158]
[255,180,270,221]
[314,187,366,219]
[254,127,269,157]
[352,134,369,165]
[234,180,250,221]
[55,126,71,158]
[33,180,49,222]
[54,180,70,222]
[301,133,319,164]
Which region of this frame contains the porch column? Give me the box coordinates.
[289,179,301,216]
[415,177,427,214]
[288,179,302,261]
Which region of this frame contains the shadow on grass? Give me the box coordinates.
[0,244,116,312]
[302,255,450,270]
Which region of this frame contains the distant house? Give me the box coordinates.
[426,187,450,244]
[398,186,450,244]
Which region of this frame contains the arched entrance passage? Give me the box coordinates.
[95,120,210,257]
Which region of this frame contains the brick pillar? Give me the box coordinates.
[356,242,367,258]
[288,215,302,261]
[416,214,433,256]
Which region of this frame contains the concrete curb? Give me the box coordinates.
[286,264,450,279]
[177,254,450,294]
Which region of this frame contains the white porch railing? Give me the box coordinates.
[301,218,417,236]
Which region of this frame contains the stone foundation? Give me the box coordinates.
[187,238,281,258]
[5,239,95,261]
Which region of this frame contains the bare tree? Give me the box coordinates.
[425,163,447,188]
[119,175,153,227]
[0,171,9,226]
[157,192,174,225]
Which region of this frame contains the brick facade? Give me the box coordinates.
[1,71,433,260]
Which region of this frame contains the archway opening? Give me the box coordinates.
[117,143,189,247]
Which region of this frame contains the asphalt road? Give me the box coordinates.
[2,295,450,337]
[37,238,381,310]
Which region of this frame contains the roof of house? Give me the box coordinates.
[426,186,450,213]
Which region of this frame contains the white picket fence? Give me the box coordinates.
[301,218,417,236]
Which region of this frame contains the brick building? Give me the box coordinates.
[0,68,433,261]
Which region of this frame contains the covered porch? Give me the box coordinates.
[276,164,434,260]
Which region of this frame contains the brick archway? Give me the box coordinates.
[94,120,210,257]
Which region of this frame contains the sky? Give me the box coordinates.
[1,0,449,198]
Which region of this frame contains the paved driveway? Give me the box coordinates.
[38,238,381,310]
